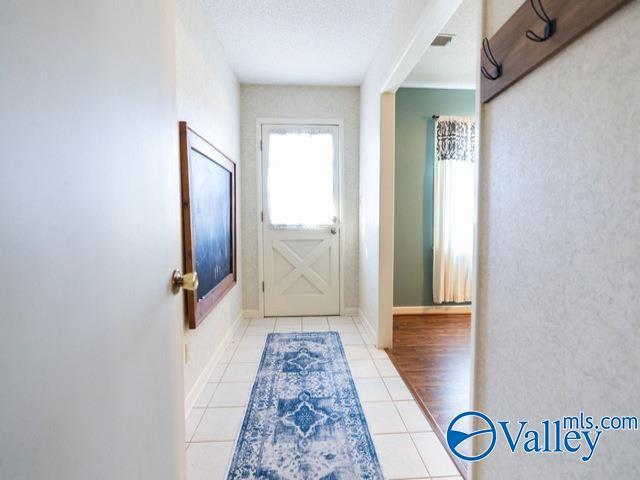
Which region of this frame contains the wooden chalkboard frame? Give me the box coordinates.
[179,121,237,329]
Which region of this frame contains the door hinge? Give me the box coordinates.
[261,211,264,222]
[260,139,263,151]
[262,281,265,292]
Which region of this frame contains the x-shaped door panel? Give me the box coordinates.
[272,238,332,296]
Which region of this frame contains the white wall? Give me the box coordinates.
[0,1,184,478]
[175,0,243,400]
[358,0,424,342]
[358,0,460,345]
[240,85,360,315]
[473,1,640,478]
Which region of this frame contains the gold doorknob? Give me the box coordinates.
[172,269,199,294]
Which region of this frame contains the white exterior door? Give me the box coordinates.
[261,124,340,317]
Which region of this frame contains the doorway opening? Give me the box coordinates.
[257,120,345,317]
[385,0,480,476]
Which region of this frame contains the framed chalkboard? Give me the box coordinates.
[179,122,236,329]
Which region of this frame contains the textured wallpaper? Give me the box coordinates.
[240,85,360,312]
[176,0,242,397]
[474,1,640,478]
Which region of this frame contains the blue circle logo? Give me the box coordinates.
[446,411,496,461]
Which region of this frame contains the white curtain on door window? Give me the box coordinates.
[267,127,335,227]
[433,116,476,304]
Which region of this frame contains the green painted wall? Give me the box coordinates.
[394,88,475,306]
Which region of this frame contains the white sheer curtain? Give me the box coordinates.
[266,127,335,227]
[433,116,476,304]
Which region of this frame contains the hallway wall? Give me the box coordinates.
[394,88,475,307]
[359,0,432,345]
[176,0,242,398]
[358,0,464,347]
[240,85,360,315]
[473,1,640,478]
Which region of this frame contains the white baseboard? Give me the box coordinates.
[245,308,359,318]
[358,308,378,345]
[243,309,261,319]
[392,305,471,315]
[184,310,245,418]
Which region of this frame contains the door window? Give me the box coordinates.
[265,127,336,227]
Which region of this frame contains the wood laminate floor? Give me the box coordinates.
[386,314,471,474]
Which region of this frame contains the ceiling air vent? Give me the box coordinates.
[431,34,454,47]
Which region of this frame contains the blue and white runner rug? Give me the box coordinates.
[227,332,383,479]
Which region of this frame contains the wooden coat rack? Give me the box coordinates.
[480,0,632,103]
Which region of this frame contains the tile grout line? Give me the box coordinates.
[377,363,433,477]
[407,423,433,478]
[192,318,447,479]
[188,336,243,445]
[186,407,206,444]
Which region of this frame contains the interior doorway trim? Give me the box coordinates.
[255,118,346,318]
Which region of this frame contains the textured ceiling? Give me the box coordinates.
[404,0,479,88]
[205,0,400,85]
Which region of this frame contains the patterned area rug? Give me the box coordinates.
[227,332,383,479]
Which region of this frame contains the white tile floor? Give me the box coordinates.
[185,316,462,480]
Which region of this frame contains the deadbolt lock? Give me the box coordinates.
[172,269,199,294]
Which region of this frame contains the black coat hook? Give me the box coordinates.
[480,37,502,81]
[525,0,556,42]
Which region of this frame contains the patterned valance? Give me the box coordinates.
[435,116,476,162]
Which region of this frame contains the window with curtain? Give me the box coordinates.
[433,116,476,304]
[266,127,336,227]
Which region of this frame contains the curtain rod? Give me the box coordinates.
[432,115,476,120]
